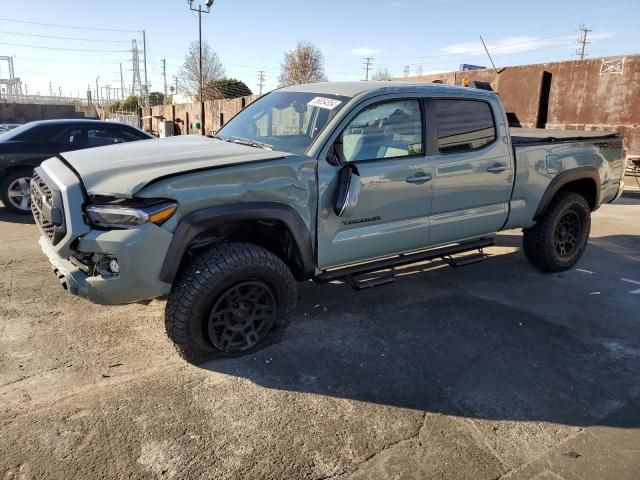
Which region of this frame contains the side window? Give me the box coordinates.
[341,100,422,162]
[87,129,115,147]
[435,100,496,153]
[112,128,146,143]
[58,128,88,147]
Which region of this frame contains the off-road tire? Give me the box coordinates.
[523,191,591,272]
[165,242,297,365]
[1,169,33,214]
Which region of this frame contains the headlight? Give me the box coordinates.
[85,199,177,229]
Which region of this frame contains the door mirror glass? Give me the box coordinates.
[340,100,423,162]
[333,165,361,217]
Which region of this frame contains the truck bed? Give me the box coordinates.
[510,127,619,144]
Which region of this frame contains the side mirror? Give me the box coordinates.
[333,165,361,217]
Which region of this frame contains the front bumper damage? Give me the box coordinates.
[39,222,174,305]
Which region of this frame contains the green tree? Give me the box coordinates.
[120,95,140,112]
[207,78,253,99]
[149,91,165,106]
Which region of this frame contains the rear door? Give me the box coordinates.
[316,96,433,269]
[426,97,512,246]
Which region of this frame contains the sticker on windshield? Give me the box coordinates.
[308,97,342,110]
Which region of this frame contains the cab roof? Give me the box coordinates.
[278,80,495,99]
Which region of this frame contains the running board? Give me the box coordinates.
[344,269,396,291]
[442,251,486,268]
[315,238,494,286]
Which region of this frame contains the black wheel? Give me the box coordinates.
[523,191,591,272]
[165,243,297,365]
[1,169,33,214]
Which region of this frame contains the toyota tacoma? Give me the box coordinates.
[31,82,627,364]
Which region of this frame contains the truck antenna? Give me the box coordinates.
[479,35,499,75]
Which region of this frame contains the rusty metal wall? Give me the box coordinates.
[404,55,640,155]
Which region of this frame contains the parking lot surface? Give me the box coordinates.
[1,198,639,480]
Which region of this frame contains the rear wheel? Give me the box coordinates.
[165,242,297,365]
[1,169,33,214]
[523,191,591,272]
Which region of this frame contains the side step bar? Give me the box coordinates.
[314,238,494,286]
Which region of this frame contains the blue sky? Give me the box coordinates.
[0,0,638,99]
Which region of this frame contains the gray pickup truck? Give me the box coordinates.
[32,81,626,364]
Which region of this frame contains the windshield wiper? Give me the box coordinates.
[230,137,273,150]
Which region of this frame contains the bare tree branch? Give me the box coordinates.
[278,42,328,87]
[178,41,226,101]
[372,68,392,81]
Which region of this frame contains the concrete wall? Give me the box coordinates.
[0,103,97,124]
[143,95,260,136]
[403,54,640,155]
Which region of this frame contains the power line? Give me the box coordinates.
[0,17,141,33]
[0,41,129,53]
[0,29,131,43]
[577,24,592,60]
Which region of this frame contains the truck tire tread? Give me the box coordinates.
[165,242,297,365]
[523,191,591,272]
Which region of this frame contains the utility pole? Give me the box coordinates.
[120,63,125,100]
[403,65,410,77]
[162,58,167,103]
[577,24,592,60]
[58,86,62,97]
[142,30,149,105]
[363,57,373,81]
[174,76,178,96]
[49,82,53,97]
[257,70,266,95]
[96,76,100,105]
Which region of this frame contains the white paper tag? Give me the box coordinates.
[308,96,342,110]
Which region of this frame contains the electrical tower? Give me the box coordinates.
[131,39,144,104]
[363,57,373,81]
[577,24,592,60]
[0,56,23,98]
[403,65,410,77]
[257,70,266,95]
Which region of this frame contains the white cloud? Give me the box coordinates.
[348,47,382,56]
[441,33,614,58]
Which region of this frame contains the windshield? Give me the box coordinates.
[216,91,350,155]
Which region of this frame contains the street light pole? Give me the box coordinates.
[187,0,214,102]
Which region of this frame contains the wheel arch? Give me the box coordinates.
[160,202,315,283]
[534,167,600,220]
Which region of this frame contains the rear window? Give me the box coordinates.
[0,123,60,142]
[435,99,496,153]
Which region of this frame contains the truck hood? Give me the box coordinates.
[60,135,291,196]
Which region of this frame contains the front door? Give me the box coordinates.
[427,98,512,246]
[317,97,433,269]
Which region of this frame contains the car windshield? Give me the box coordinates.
[216,91,350,155]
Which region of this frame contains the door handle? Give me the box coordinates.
[487,163,507,173]
[406,172,432,185]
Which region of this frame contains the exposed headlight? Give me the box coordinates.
[86,199,177,229]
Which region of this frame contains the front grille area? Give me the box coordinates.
[31,171,55,241]
[31,167,66,245]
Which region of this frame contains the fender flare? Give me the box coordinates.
[160,202,315,283]
[534,166,601,220]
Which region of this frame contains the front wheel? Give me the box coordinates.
[523,191,591,272]
[165,243,297,365]
[1,169,33,214]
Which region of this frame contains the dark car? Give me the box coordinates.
[0,119,153,214]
